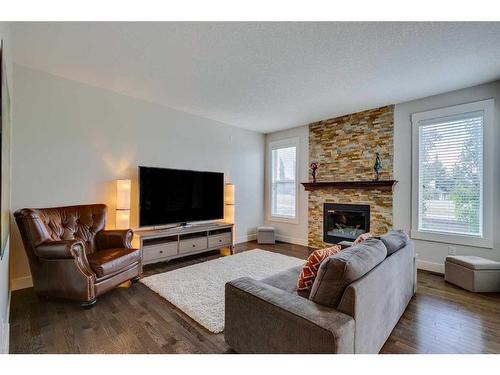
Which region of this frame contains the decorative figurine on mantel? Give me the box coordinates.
[373,152,382,181]
[310,162,318,183]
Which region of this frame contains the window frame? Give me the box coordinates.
[268,137,300,224]
[411,99,494,248]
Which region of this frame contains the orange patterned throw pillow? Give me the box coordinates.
[353,232,373,245]
[297,246,342,291]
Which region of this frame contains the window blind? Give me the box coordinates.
[418,111,483,237]
[271,145,297,218]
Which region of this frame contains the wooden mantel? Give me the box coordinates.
[301,180,398,192]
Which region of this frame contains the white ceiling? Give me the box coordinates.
[10,22,500,133]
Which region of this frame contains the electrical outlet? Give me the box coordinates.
[448,246,457,255]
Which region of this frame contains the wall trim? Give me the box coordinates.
[235,233,257,244]
[11,242,446,294]
[11,275,33,291]
[3,289,11,354]
[275,234,308,247]
[0,285,10,354]
[12,233,258,290]
[417,259,444,274]
[1,322,9,354]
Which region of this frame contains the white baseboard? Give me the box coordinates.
[417,259,444,274]
[1,290,9,353]
[275,234,308,247]
[1,322,9,354]
[235,233,257,244]
[11,234,258,289]
[11,275,33,291]
[10,233,299,290]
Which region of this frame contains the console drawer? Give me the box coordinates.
[143,242,178,262]
[208,233,232,248]
[179,237,208,254]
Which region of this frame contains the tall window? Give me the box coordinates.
[269,138,298,221]
[411,99,493,248]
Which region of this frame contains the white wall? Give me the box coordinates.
[393,80,500,272]
[10,65,265,287]
[0,22,13,354]
[264,125,309,246]
[266,81,500,272]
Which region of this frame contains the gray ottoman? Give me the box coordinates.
[257,226,275,244]
[445,255,500,292]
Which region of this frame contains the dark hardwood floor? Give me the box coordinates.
[9,241,500,354]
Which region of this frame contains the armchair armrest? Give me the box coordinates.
[95,229,133,250]
[34,239,85,259]
[33,238,96,301]
[224,277,354,354]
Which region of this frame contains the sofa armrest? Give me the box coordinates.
[336,243,416,353]
[95,229,133,250]
[224,277,354,354]
[34,239,85,259]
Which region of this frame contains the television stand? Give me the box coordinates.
[179,222,192,228]
[135,222,234,265]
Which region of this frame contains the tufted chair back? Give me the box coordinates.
[16,204,107,255]
[15,203,141,305]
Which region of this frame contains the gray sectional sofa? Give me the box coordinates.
[224,231,416,354]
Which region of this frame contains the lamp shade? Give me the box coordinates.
[224,183,235,205]
[224,184,235,224]
[116,179,131,210]
[116,210,130,230]
[224,204,234,225]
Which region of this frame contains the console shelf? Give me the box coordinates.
[135,222,234,265]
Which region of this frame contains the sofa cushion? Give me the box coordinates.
[380,230,409,256]
[88,248,141,278]
[296,246,342,291]
[261,265,310,298]
[309,238,387,307]
[353,232,373,245]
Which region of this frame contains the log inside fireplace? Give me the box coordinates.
[323,203,370,244]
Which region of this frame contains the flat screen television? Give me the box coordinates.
[139,166,224,227]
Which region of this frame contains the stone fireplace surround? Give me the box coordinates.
[308,105,394,249]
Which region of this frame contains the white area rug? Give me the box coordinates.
[140,249,304,333]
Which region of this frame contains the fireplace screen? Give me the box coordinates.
[323,203,370,243]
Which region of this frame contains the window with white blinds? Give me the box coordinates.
[411,98,496,249]
[417,111,484,237]
[269,139,298,220]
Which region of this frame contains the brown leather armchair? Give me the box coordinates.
[14,204,142,308]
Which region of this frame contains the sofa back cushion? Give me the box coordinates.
[296,245,342,291]
[309,238,387,307]
[380,230,409,256]
[353,232,373,245]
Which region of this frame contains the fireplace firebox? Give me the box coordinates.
[323,203,370,244]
